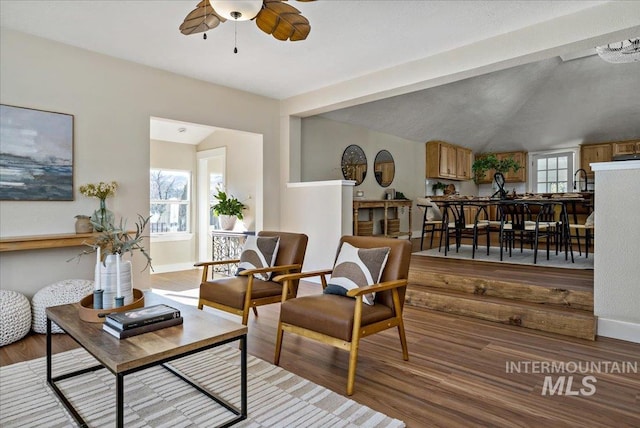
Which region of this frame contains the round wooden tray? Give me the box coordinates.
[78,288,145,323]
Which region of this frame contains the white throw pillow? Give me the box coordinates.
[236,235,280,281]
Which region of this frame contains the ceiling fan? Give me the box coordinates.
[179,0,315,44]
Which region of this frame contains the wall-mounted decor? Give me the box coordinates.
[341,144,367,185]
[374,150,395,187]
[0,104,74,201]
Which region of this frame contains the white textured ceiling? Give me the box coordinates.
[0,0,607,100]
[320,55,640,151]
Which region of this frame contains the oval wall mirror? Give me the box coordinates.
[341,144,367,185]
[374,150,395,187]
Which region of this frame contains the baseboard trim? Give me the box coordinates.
[597,318,640,344]
[151,263,198,274]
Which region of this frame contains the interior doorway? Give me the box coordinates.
[197,147,226,261]
[149,117,263,274]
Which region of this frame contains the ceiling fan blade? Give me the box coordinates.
[179,0,227,36]
[255,0,311,41]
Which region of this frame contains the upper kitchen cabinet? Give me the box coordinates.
[612,139,640,156]
[580,143,612,177]
[426,141,472,181]
[456,147,473,180]
[498,151,527,182]
[474,151,527,184]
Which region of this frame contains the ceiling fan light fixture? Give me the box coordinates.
[596,38,640,63]
[212,0,263,21]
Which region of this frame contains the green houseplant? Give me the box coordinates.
[472,154,522,184]
[431,181,447,195]
[211,188,246,230]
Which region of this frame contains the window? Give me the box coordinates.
[533,152,573,193]
[150,169,190,234]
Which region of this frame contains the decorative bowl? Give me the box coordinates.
[78,288,145,323]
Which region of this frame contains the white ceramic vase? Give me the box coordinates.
[97,254,133,309]
[219,215,237,230]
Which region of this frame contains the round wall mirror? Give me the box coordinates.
[374,150,395,187]
[341,145,367,185]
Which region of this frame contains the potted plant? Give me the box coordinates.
[431,181,447,196]
[71,214,152,309]
[211,188,246,230]
[472,154,522,184]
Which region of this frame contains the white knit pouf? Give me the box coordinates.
[32,279,94,334]
[0,290,32,346]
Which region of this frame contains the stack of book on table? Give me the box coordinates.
[102,304,183,339]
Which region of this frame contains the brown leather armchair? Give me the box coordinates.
[196,231,308,325]
[273,235,412,395]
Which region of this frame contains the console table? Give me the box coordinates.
[0,232,100,252]
[211,230,254,276]
[352,199,412,238]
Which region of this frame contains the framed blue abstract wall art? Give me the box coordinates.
[0,104,74,201]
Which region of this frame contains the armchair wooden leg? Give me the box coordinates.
[274,322,284,365]
[347,297,363,396]
[397,320,409,361]
[347,340,360,396]
[197,299,204,310]
[252,306,258,317]
[392,289,409,361]
[241,308,250,325]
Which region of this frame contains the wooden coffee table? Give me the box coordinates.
[46,292,248,428]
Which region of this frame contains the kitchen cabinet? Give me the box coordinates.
[498,151,527,182]
[580,143,612,177]
[612,140,640,156]
[426,141,472,181]
[474,151,527,184]
[456,147,473,180]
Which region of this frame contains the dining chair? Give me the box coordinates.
[272,235,412,396]
[442,201,491,258]
[416,198,445,250]
[498,201,556,264]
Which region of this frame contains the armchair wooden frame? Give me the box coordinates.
[195,260,303,325]
[272,263,409,396]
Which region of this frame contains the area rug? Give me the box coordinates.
[415,244,593,269]
[0,347,404,428]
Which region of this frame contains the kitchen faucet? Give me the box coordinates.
[574,168,588,192]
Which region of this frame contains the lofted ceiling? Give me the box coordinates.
[320,54,640,152]
[1,1,638,152]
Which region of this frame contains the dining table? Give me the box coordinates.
[430,194,588,263]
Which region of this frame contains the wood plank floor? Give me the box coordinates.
[2,260,638,427]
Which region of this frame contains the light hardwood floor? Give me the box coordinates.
[1,258,638,427]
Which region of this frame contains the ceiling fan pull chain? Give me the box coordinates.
[234,20,238,54]
[203,2,207,40]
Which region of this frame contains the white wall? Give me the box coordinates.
[592,161,640,343]
[149,139,197,273]
[283,181,353,273]
[198,128,262,233]
[0,28,279,298]
[301,116,425,234]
